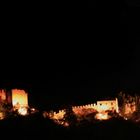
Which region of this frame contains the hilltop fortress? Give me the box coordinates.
[73,98,119,113]
[45,98,119,122]
[0,88,138,124]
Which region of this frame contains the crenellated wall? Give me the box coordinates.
[46,98,119,122]
[72,98,118,115]
[46,109,66,120]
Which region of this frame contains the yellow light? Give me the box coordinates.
[95,112,109,120]
[12,89,28,108]
[0,90,6,100]
[0,112,5,120]
[18,107,28,116]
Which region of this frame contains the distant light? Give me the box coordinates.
[0,112,5,120]
[64,122,69,127]
[31,108,35,111]
[124,117,128,120]
[18,107,28,116]
[30,108,38,114]
[95,112,109,120]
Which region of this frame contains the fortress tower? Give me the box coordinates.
[97,98,119,112]
[0,89,28,108]
[12,89,28,108]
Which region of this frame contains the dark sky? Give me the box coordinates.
[0,2,140,108]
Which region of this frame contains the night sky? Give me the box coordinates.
[0,1,140,109]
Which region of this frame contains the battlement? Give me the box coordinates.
[72,98,118,114]
[46,98,119,124]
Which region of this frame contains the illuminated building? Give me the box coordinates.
[12,89,28,108]
[97,98,119,113]
[0,89,28,108]
[0,89,12,104]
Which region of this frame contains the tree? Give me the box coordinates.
[64,105,77,126]
[0,100,12,118]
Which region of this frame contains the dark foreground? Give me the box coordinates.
[0,113,140,140]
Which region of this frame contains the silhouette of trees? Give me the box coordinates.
[64,105,77,126]
[118,91,140,117]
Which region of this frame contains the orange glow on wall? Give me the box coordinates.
[0,89,6,101]
[12,89,28,108]
[0,112,5,120]
[45,98,119,126]
[44,110,67,126]
[95,112,110,120]
[49,110,66,120]
[97,98,119,113]
[124,103,136,115]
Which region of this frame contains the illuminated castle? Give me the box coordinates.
[44,98,119,125]
[72,98,119,115]
[0,89,12,104]
[96,98,119,113]
[0,89,28,108]
[11,89,28,108]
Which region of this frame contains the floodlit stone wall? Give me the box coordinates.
[97,98,119,113]
[0,89,6,101]
[12,89,28,108]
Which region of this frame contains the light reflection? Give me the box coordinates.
[18,107,28,116]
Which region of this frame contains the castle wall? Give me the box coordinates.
[0,89,6,101]
[72,98,119,114]
[97,98,118,112]
[12,89,28,108]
